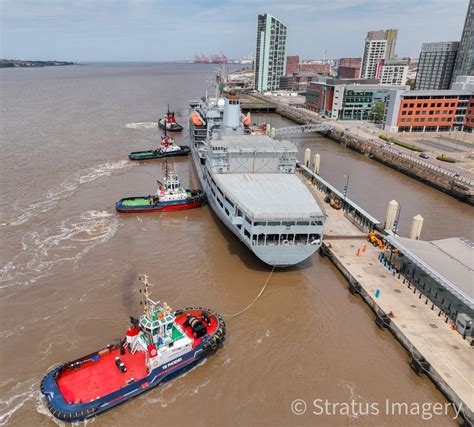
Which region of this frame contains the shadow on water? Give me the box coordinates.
[121,256,139,313]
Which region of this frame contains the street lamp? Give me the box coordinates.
[393,203,402,236]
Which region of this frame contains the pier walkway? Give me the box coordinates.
[275,123,333,137]
[300,169,474,425]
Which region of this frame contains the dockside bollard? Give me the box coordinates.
[385,200,399,232]
[409,215,424,240]
[313,153,321,175]
[304,148,311,167]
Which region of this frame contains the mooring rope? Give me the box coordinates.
[222,265,276,318]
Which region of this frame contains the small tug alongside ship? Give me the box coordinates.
[41,275,225,422]
[116,163,205,213]
[158,107,183,132]
[128,132,189,161]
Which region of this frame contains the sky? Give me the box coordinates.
[0,0,470,61]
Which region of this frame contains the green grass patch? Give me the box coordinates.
[379,135,424,152]
[436,155,457,163]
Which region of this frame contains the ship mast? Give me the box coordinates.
[139,274,153,320]
[164,159,169,181]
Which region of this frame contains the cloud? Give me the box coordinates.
[0,0,469,61]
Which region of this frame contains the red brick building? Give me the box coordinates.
[298,63,330,75]
[338,58,361,79]
[286,55,300,76]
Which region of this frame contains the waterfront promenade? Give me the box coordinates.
[300,172,474,425]
[255,92,474,204]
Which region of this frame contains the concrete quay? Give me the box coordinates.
[253,93,474,205]
[239,94,276,113]
[304,178,474,425]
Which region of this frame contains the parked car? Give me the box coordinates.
[419,153,429,159]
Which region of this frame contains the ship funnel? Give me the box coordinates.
[223,95,241,129]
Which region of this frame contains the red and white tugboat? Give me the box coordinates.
[158,106,183,132]
[116,162,206,213]
[41,275,225,422]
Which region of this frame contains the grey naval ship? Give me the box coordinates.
[188,93,325,267]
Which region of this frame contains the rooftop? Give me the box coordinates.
[402,90,473,97]
[210,134,297,153]
[213,173,323,220]
[387,236,474,308]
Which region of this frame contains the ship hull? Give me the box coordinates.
[41,308,225,422]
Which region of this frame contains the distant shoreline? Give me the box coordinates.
[0,59,77,68]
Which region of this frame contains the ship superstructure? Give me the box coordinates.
[189,93,325,267]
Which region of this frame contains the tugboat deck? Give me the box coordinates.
[174,312,219,348]
[57,349,147,404]
[121,197,152,206]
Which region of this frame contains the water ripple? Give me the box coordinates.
[0,210,118,288]
[4,160,133,226]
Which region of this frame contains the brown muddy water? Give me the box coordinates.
[0,64,472,426]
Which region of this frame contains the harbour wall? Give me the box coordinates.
[297,165,473,426]
[320,242,473,426]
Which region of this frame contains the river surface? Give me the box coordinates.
[0,64,472,426]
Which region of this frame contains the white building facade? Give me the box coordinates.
[376,59,409,85]
[361,29,398,79]
[254,13,287,92]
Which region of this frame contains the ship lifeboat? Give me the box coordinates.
[241,114,251,127]
[191,111,205,127]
